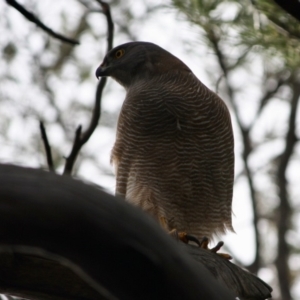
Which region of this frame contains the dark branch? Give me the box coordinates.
[0,164,272,300]
[63,125,82,173]
[275,79,300,300]
[255,77,286,119]
[39,121,54,172]
[5,0,79,45]
[63,1,114,175]
[240,132,260,274]
[0,164,236,300]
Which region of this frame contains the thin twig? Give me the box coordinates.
[5,0,79,45]
[215,74,224,94]
[63,1,114,175]
[39,121,54,172]
[256,78,286,116]
[248,73,289,131]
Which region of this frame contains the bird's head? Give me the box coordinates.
[95,42,190,89]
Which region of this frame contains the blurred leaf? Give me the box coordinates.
[2,42,17,62]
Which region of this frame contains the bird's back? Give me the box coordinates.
[111,70,234,240]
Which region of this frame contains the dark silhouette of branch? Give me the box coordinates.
[5,0,79,45]
[275,79,300,300]
[0,164,272,300]
[39,121,54,172]
[63,1,114,175]
[254,75,287,123]
[0,164,234,300]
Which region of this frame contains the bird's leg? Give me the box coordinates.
[159,217,231,258]
[158,216,169,230]
[199,237,232,260]
[159,216,201,245]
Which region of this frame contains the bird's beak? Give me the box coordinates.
[95,61,109,79]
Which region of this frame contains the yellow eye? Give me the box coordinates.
[115,49,125,59]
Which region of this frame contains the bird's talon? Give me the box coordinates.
[199,236,209,249]
[199,239,232,260]
[185,234,201,246]
[169,229,201,245]
[169,229,188,243]
[218,253,232,260]
[210,241,224,253]
[177,231,189,243]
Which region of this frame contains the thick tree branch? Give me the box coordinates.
[0,164,272,300]
[0,164,234,300]
[5,0,79,45]
[63,1,113,175]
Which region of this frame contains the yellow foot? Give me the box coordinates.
[169,229,202,245]
[159,217,202,245]
[159,216,169,230]
[199,237,232,260]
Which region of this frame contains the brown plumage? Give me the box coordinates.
[96,42,234,241]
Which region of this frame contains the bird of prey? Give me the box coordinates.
[96,42,234,245]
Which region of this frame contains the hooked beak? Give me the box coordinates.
[95,62,109,79]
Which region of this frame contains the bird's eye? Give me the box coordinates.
[115,49,125,59]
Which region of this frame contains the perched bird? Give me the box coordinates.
[96,42,234,243]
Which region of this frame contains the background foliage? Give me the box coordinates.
[0,0,299,299]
